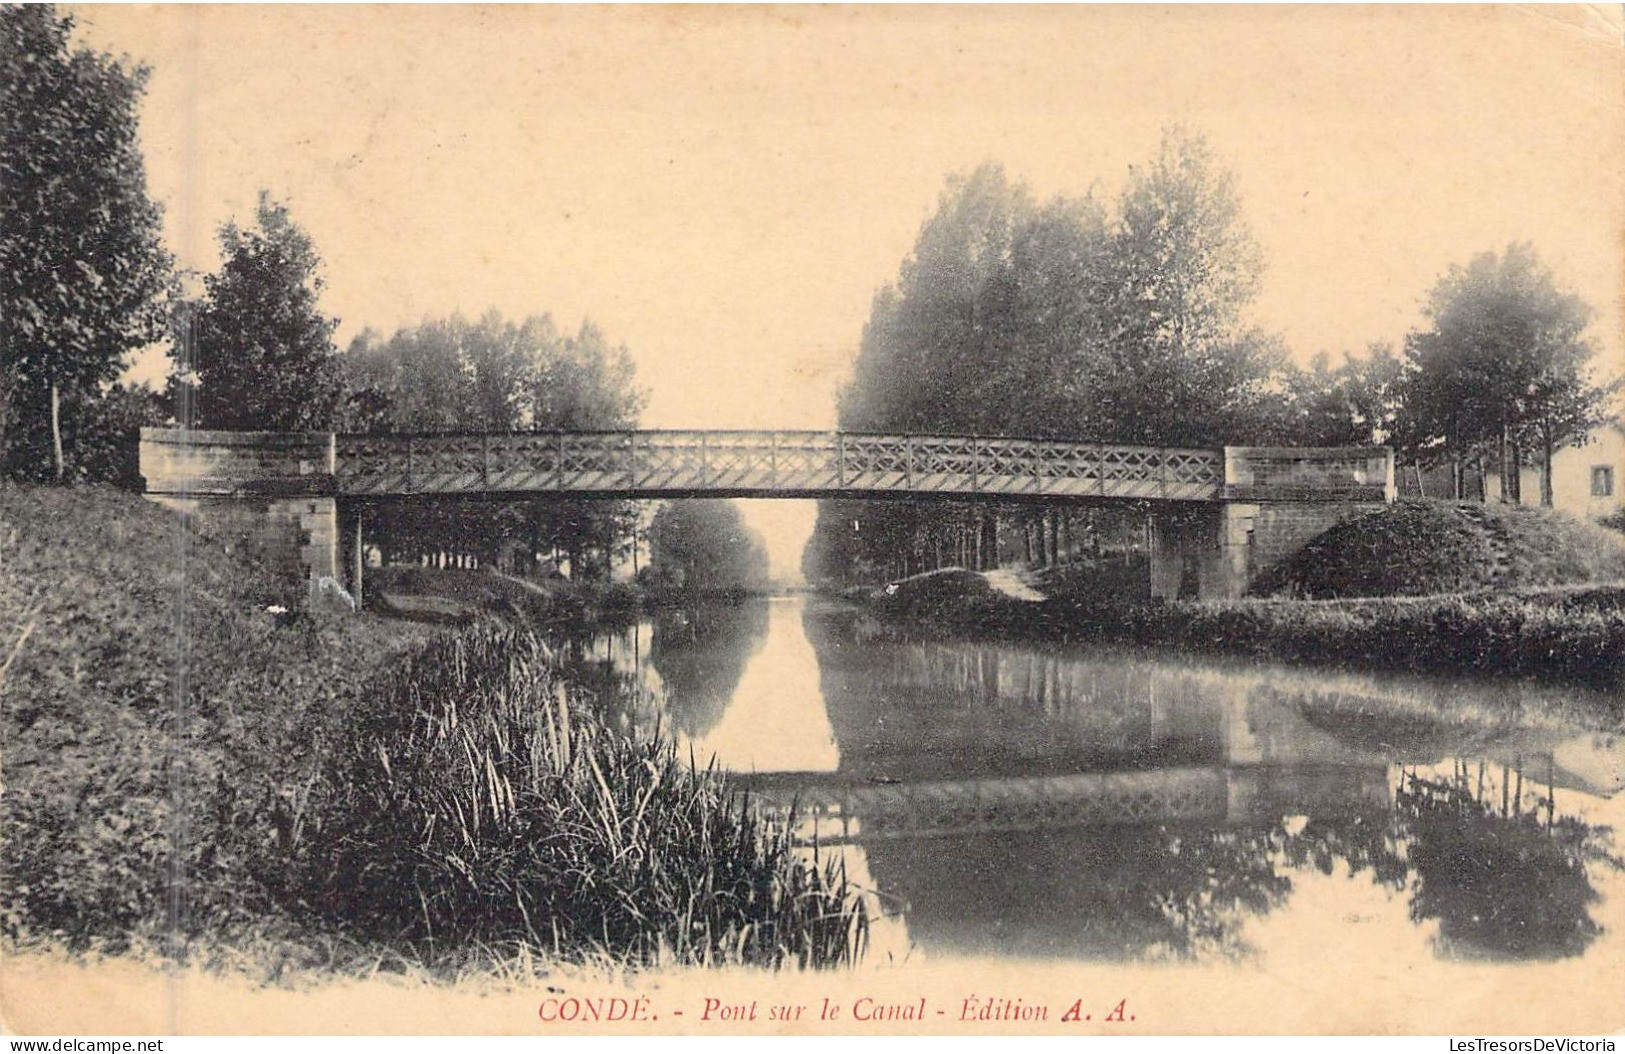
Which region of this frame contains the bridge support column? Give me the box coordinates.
[1147,504,1251,601]
[341,500,365,610]
[139,428,348,611]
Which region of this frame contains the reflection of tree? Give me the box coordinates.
[649,602,770,738]
[1273,760,1621,962]
[1147,825,1294,959]
[1394,762,1620,961]
[861,822,1295,962]
[1276,814,1408,892]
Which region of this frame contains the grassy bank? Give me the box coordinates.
[872,501,1625,700]
[0,485,864,978]
[1252,499,1625,598]
[878,579,1625,696]
[366,565,766,629]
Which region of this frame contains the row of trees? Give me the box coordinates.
[2,6,666,582]
[335,313,646,576]
[6,8,1615,588]
[813,135,1285,582]
[807,133,1616,583]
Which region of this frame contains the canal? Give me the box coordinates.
[576,594,1625,968]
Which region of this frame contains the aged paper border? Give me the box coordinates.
[5,2,1624,1039]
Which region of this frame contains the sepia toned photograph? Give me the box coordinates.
[2,3,1623,1038]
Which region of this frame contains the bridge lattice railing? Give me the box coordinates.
[334,430,1226,499]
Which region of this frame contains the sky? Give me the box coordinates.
[67,4,1625,576]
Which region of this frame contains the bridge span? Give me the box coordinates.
[138,427,1394,605]
[330,430,1235,501]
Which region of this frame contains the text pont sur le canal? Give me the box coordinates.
[538,994,1132,1025]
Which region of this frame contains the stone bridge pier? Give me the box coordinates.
[1147,446,1396,600]
[138,428,358,607]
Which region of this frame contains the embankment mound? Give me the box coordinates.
[0,486,862,976]
[0,485,419,958]
[1251,499,1625,598]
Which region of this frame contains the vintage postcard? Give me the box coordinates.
[3,3,1624,1040]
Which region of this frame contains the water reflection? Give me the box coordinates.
[648,602,770,739]
[581,595,1624,965]
[1392,762,1622,960]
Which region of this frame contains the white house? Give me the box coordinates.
[1485,420,1625,522]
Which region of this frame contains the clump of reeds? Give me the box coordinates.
[300,626,867,970]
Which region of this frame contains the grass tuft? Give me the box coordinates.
[298,625,869,970]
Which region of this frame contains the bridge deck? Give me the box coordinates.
[334,430,1227,500]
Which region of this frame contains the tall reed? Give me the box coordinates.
[302,626,867,969]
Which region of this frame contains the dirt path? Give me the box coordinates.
[489,569,558,598]
[981,568,1047,601]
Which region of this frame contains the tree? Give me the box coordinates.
[1261,344,1404,448]
[808,130,1287,584]
[0,4,174,480]
[1095,128,1280,446]
[61,381,168,489]
[337,311,647,577]
[187,192,341,431]
[1399,244,1613,503]
[838,162,1032,435]
[645,500,769,596]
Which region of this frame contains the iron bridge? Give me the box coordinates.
[335,430,1230,501]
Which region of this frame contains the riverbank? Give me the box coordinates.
[877,581,1625,697]
[861,501,1625,699]
[0,485,864,982]
[368,564,773,630]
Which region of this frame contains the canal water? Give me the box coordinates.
[577,594,1625,968]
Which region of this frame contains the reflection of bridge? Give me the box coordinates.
[741,765,1392,842]
[139,428,1395,603]
[742,661,1398,842]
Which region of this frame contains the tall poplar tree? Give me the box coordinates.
[1,4,174,480]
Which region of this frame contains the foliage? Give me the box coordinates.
[1398,244,1615,501]
[303,626,866,968]
[862,570,1625,698]
[1099,129,1279,445]
[813,129,1285,585]
[341,312,644,436]
[645,500,770,596]
[836,132,1279,447]
[186,192,342,431]
[645,602,771,738]
[837,131,1278,447]
[0,485,404,953]
[1256,344,1405,447]
[339,312,646,580]
[0,4,174,480]
[59,381,168,489]
[0,485,868,975]
[1396,768,1614,960]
